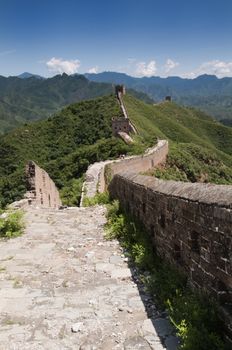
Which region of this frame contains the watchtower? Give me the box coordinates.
[115,85,126,96]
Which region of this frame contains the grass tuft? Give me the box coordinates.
[105,200,227,350]
[0,210,24,238]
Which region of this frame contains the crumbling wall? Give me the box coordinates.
[109,173,232,310]
[25,161,61,208]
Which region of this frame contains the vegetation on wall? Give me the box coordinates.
[105,200,227,350]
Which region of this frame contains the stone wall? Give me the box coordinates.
[112,85,137,137]
[109,173,232,312]
[112,117,132,136]
[25,161,61,209]
[105,140,169,183]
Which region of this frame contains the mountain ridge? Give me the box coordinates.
[0,93,231,208]
[85,71,232,121]
[0,74,154,134]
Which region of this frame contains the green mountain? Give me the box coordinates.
[123,95,232,183]
[17,72,44,79]
[0,74,114,134]
[86,72,232,121]
[0,94,231,208]
[0,74,154,134]
[0,95,134,207]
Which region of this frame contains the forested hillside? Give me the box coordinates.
[0,74,154,134]
[123,95,232,183]
[0,95,140,207]
[0,93,232,208]
[0,74,114,134]
[86,72,232,121]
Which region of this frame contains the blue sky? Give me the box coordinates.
[1,0,232,78]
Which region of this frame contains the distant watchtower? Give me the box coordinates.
[115,85,126,96]
[165,96,172,102]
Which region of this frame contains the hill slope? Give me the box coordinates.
[0,74,154,134]
[123,95,232,183]
[0,95,138,207]
[86,72,232,121]
[0,94,232,208]
[0,74,114,134]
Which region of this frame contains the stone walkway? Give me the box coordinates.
[0,206,179,350]
[80,161,111,204]
[80,140,168,205]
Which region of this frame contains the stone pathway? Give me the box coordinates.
[0,206,179,349]
[81,140,167,205]
[80,161,112,204]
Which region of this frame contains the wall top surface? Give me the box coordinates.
[117,173,232,208]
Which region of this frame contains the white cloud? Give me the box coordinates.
[88,66,99,74]
[135,60,157,77]
[164,58,179,73]
[185,60,232,78]
[46,57,80,75]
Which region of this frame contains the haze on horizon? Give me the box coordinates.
[1,0,232,79]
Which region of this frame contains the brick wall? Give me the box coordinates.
[25,161,61,208]
[109,173,232,309]
[112,117,132,136]
[105,140,169,183]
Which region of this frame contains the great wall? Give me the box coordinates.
[0,87,231,348]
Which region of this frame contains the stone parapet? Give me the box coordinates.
[109,173,232,309]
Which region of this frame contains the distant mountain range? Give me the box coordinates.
[0,73,154,133]
[1,93,231,207]
[0,74,114,134]
[17,72,44,79]
[1,71,232,134]
[85,72,232,122]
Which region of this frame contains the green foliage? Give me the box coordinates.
[106,201,157,270]
[123,95,232,184]
[0,95,135,208]
[60,178,83,206]
[147,143,232,184]
[105,201,226,350]
[87,71,232,121]
[0,74,114,134]
[0,93,232,208]
[0,210,24,238]
[124,95,232,161]
[83,191,110,207]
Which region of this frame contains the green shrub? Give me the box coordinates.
[105,201,226,350]
[83,191,110,207]
[147,143,232,185]
[60,177,83,206]
[0,210,24,238]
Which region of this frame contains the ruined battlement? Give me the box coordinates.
[112,117,133,136]
[25,161,61,208]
